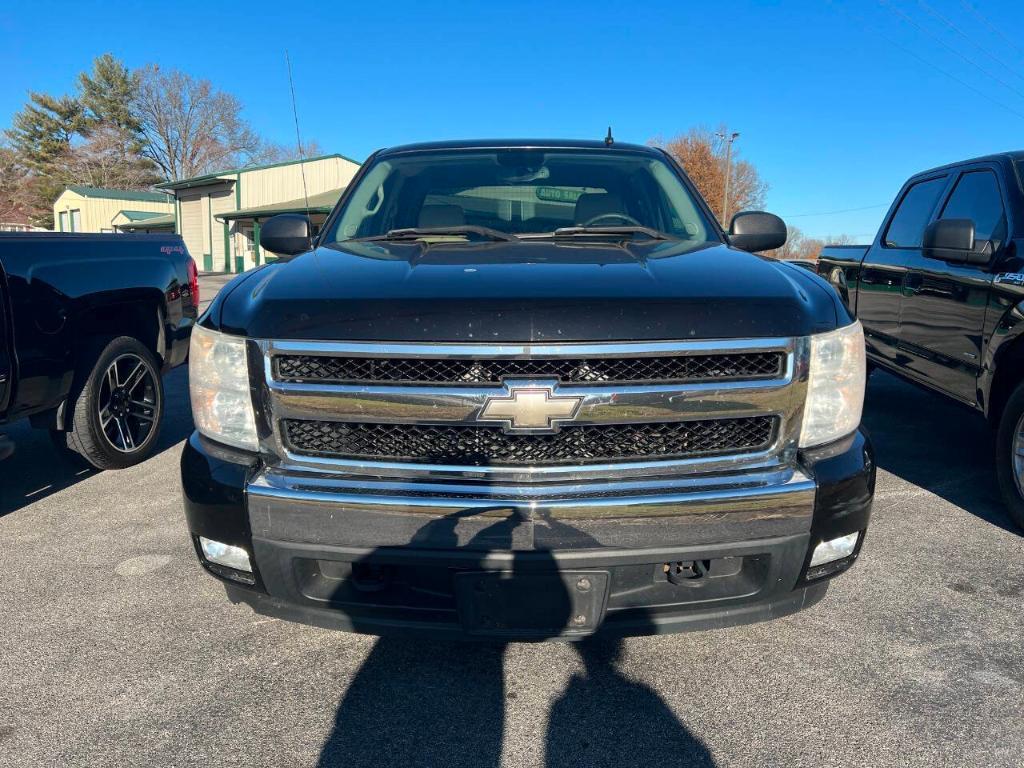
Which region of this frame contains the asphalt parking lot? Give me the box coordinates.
[1,275,1022,767]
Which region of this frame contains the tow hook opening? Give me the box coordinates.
[351,563,393,593]
[663,560,710,585]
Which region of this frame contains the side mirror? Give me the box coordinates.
[922,218,987,264]
[260,214,312,256]
[727,211,788,252]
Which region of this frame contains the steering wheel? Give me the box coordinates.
[583,212,643,227]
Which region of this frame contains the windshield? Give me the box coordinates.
[325,148,715,245]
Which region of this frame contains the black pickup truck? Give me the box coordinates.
[0,232,198,467]
[818,152,1024,529]
[182,139,875,640]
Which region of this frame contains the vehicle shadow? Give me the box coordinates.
[315,510,715,767]
[862,370,1017,533]
[0,366,194,517]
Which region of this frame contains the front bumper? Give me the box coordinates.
[181,429,874,640]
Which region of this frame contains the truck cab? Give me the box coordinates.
[818,151,1024,527]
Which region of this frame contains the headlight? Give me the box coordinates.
[799,321,866,448]
[189,324,258,450]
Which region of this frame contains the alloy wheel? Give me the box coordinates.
[97,353,159,453]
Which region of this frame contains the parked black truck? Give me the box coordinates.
[818,151,1024,529]
[182,139,875,640]
[0,232,198,467]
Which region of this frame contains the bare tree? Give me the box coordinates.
[65,124,161,190]
[0,144,32,225]
[652,125,768,225]
[255,139,325,165]
[824,233,858,246]
[761,225,831,261]
[134,65,262,180]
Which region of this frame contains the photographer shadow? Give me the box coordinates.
[316,509,715,767]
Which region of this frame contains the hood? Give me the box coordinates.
[213,239,842,342]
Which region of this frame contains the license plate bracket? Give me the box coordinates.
[455,570,610,639]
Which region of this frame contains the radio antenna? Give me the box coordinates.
[285,50,310,217]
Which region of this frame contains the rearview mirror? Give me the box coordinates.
[260,214,312,256]
[922,218,987,264]
[726,211,787,253]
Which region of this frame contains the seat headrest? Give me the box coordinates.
[574,192,626,225]
[418,204,465,229]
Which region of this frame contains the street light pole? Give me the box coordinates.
[716,130,740,225]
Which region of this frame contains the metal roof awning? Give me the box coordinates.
[216,188,345,222]
[154,175,235,192]
[154,154,359,191]
[65,185,173,203]
[115,212,176,231]
[114,210,167,222]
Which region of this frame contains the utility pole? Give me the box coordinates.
[715,130,740,225]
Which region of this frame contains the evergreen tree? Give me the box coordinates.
[5,92,84,227]
[76,54,158,187]
[6,92,84,173]
[78,53,142,134]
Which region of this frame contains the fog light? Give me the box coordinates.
[199,536,252,573]
[810,532,859,567]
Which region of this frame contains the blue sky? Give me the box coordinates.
[2,0,1023,241]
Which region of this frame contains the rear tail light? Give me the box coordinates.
[187,258,200,309]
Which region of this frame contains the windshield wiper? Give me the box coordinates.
[547,226,677,241]
[356,226,518,243]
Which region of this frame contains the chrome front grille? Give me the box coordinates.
[257,338,809,482]
[282,416,778,466]
[274,351,784,385]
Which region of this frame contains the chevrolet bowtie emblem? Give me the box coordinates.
[477,385,583,433]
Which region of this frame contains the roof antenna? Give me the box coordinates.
[285,50,311,220]
[605,126,614,146]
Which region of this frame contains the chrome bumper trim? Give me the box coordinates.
[248,465,816,521]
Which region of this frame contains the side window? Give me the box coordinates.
[940,170,1006,244]
[883,177,947,248]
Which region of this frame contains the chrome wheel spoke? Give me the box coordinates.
[114,416,132,449]
[127,400,155,422]
[122,362,147,395]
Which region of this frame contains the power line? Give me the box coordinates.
[961,0,1024,59]
[828,1,1024,122]
[880,0,1024,103]
[917,0,1024,84]
[783,203,890,218]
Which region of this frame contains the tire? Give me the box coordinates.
[52,336,164,470]
[994,380,1024,530]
